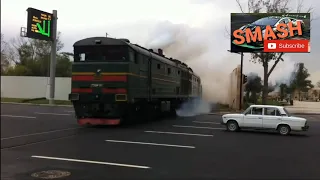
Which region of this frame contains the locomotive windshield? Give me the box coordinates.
[74,45,128,62]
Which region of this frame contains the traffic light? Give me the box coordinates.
[243,75,248,84]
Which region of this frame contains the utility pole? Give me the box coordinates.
[239,52,244,110]
[49,10,58,105]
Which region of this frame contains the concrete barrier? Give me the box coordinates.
[1,76,71,101]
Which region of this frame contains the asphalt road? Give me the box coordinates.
[1,103,320,180]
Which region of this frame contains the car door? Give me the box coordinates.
[243,107,263,128]
[262,107,282,129]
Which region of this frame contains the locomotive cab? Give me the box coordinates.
[69,37,135,125]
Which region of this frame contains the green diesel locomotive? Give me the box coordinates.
[68,37,202,125]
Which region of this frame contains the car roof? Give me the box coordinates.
[249,104,284,109]
[268,16,282,19]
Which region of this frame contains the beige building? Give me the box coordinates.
[292,88,320,101]
[228,65,245,110]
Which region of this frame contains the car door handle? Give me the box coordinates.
[258,117,262,119]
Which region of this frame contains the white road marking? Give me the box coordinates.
[173,125,225,130]
[105,139,195,149]
[1,127,81,140]
[1,115,36,119]
[31,155,151,169]
[144,131,213,137]
[35,112,72,116]
[193,121,221,125]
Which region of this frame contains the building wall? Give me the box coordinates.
[292,88,320,101]
[1,76,71,100]
[228,65,244,110]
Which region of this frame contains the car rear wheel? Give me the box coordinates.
[226,121,239,132]
[278,125,291,136]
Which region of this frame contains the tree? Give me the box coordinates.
[268,82,276,93]
[1,33,10,74]
[235,0,313,104]
[245,73,262,103]
[317,81,320,88]
[3,32,72,77]
[291,63,314,100]
[279,83,287,100]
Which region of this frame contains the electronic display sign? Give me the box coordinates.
[26,8,53,41]
[230,13,310,53]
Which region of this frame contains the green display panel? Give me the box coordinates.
[26,8,53,41]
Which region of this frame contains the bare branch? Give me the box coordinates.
[224,26,231,39]
[297,0,304,13]
[236,0,245,13]
[267,53,284,77]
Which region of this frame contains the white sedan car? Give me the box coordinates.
[221,105,309,135]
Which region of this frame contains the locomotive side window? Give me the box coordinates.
[157,64,161,69]
[167,68,171,75]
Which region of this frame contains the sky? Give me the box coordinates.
[1,0,319,102]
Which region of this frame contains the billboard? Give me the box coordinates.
[230,13,310,53]
[26,8,53,41]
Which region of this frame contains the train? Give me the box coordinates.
[68,37,202,126]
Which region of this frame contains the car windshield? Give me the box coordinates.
[242,107,251,114]
[283,107,291,116]
[252,17,279,26]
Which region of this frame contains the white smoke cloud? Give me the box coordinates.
[143,21,233,104]
[176,98,212,117]
[58,3,302,104]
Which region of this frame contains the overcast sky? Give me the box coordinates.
[1,0,319,101]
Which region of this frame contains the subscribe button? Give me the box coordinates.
[263,39,310,53]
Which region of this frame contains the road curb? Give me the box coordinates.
[1,102,73,107]
[209,112,233,115]
[291,113,320,115]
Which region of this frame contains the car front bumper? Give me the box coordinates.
[302,125,309,131]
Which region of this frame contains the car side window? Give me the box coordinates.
[264,108,276,116]
[284,19,289,24]
[263,108,282,116]
[252,107,263,115]
[275,109,281,116]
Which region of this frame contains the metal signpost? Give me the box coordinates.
[21,8,58,104]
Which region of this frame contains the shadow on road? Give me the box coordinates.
[223,129,309,138]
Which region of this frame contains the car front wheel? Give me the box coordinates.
[226,121,239,132]
[278,125,291,136]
